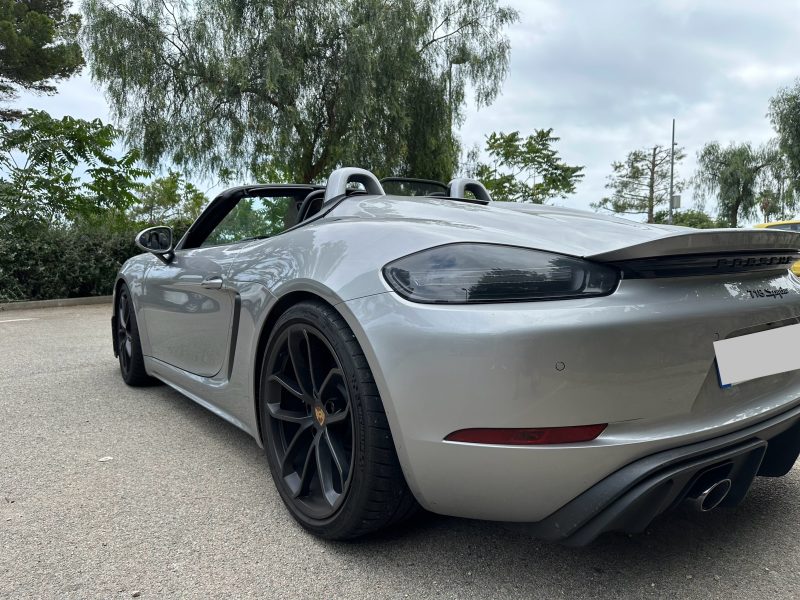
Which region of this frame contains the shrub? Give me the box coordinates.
[0,216,140,302]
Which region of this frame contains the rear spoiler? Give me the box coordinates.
[587,229,800,262]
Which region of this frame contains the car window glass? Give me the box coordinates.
[201,196,299,247]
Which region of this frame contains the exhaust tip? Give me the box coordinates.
[689,478,733,512]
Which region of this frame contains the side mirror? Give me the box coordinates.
[135,226,175,263]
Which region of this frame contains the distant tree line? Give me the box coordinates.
[594,81,800,227]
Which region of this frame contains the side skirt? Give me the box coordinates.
[143,355,259,442]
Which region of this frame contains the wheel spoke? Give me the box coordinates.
[267,402,312,424]
[267,374,304,401]
[323,429,348,486]
[325,403,350,425]
[293,441,317,498]
[281,421,313,476]
[316,439,338,507]
[118,296,128,329]
[318,368,343,398]
[287,329,312,396]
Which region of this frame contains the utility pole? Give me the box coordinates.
[668,118,675,225]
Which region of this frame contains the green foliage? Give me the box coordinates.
[81,0,518,182]
[402,75,459,182]
[0,171,208,302]
[0,110,148,224]
[128,171,207,237]
[693,141,787,227]
[0,0,84,120]
[593,145,685,223]
[769,79,800,186]
[653,208,723,229]
[472,130,584,203]
[0,213,138,301]
[203,196,301,246]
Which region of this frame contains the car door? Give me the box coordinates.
[137,186,315,378]
[139,244,241,377]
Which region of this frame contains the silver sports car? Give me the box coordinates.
[113,167,800,544]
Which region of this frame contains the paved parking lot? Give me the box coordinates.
[2,304,800,598]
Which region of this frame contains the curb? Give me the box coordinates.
[0,295,113,312]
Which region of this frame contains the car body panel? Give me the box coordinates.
[116,186,800,526]
[341,270,800,520]
[138,245,243,377]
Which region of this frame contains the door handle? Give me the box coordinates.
[201,276,224,290]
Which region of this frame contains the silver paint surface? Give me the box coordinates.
[117,192,800,521]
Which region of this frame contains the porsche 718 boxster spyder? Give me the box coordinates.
[113,167,800,544]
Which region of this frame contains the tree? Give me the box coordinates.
[129,171,207,230]
[402,75,460,182]
[471,130,584,202]
[769,78,800,186]
[653,208,722,229]
[0,0,84,121]
[755,146,797,222]
[0,110,148,224]
[81,0,518,183]
[694,141,783,227]
[593,145,685,223]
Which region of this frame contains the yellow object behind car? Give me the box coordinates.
[755,220,800,276]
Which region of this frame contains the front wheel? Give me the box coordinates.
[115,284,156,386]
[260,300,418,539]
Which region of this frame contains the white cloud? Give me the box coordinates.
[730,62,797,88]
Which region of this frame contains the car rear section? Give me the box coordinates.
[338,224,800,544]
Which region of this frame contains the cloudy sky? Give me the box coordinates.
[460,0,800,218]
[18,0,800,221]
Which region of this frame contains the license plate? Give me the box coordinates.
[714,323,800,387]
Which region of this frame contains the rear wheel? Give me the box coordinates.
[115,284,155,386]
[260,300,418,539]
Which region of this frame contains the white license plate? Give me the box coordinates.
[714,322,800,387]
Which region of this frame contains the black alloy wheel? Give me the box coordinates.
[115,284,155,386]
[117,288,134,375]
[264,323,355,519]
[260,301,418,539]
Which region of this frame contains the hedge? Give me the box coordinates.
[0,219,140,302]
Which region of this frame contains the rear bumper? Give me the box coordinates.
[341,283,800,522]
[524,402,800,546]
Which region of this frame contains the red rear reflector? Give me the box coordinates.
[445,424,607,445]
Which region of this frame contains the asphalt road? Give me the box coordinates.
[2,305,800,599]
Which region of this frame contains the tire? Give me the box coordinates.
[115,283,156,386]
[260,300,418,539]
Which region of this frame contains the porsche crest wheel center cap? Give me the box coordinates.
[314,405,326,426]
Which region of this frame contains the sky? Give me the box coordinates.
[16,0,800,221]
